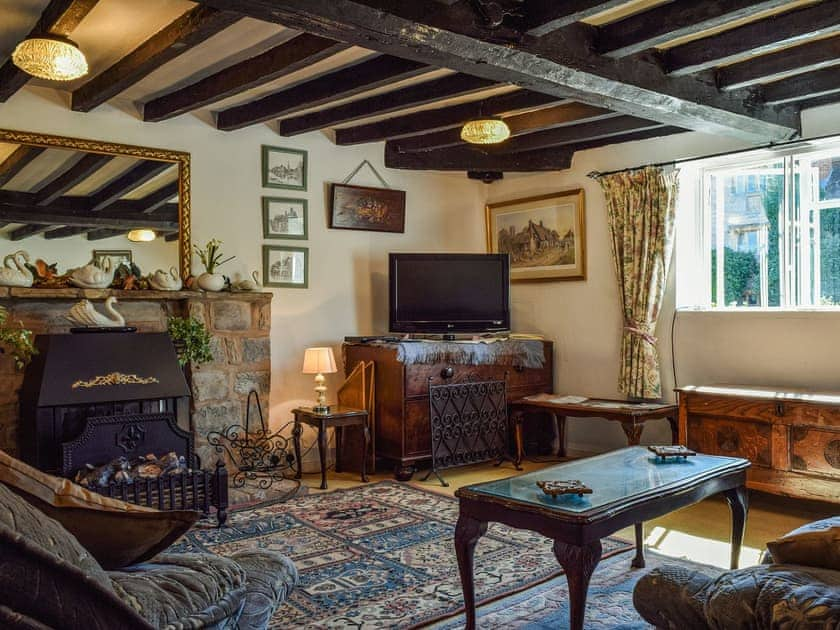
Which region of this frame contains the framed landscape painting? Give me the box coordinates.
[329,183,406,233]
[263,245,308,288]
[485,189,586,281]
[262,197,308,239]
[262,145,307,190]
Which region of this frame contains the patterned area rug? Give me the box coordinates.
[174,480,634,628]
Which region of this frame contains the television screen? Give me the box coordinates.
[389,253,510,334]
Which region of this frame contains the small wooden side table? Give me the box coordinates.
[509,395,679,466]
[292,406,369,490]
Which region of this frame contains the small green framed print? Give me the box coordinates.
[262,145,307,190]
[263,245,308,288]
[262,197,308,239]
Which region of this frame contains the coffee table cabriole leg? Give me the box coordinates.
[632,522,645,568]
[454,513,488,630]
[724,485,749,569]
[552,538,603,630]
[292,420,303,480]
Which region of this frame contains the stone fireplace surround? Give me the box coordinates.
[0,288,271,473]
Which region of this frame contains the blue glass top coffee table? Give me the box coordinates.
[453,446,750,630]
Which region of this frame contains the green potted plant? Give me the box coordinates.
[167,316,213,367]
[194,239,235,292]
[0,306,35,370]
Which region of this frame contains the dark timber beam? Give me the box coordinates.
[390,102,616,152]
[0,204,177,229]
[43,226,87,239]
[133,182,178,213]
[143,33,349,121]
[523,0,630,37]
[278,74,496,136]
[9,224,51,241]
[0,146,45,186]
[335,90,560,145]
[34,153,112,205]
[664,2,840,77]
[89,161,172,212]
[71,6,241,112]
[718,35,840,91]
[761,67,840,105]
[499,116,668,153]
[0,0,100,102]
[597,0,794,58]
[164,232,179,243]
[199,0,798,142]
[217,55,430,131]
[86,229,128,241]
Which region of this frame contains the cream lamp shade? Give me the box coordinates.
[460,118,511,145]
[302,347,337,413]
[12,35,89,81]
[127,228,156,242]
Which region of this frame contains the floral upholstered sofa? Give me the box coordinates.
[633,517,840,628]
[0,478,297,629]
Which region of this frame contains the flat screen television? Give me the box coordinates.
[389,253,510,334]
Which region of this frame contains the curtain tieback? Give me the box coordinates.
[623,320,657,345]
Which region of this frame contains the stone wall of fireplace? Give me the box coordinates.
[0,288,271,468]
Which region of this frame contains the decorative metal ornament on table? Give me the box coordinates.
[536,479,593,498]
[148,266,183,291]
[648,445,697,460]
[0,250,33,287]
[68,263,111,289]
[206,389,296,490]
[65,296,132,331]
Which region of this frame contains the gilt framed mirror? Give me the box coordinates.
[0,128,191,279]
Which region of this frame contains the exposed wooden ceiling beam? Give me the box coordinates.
[278,73,496,136]
[664,2,840,77]
[71,6,241,112]
[385,125,686,171]
[143,33,349,121]
[0,203,177,230]
[761,67,840,105]
[335,90,560,145]
[0,0,100,102]
[200,0,797,142]
[390,102,615,152]
[717,35,840,91]
[133,181,178,213]
[9,224,51,241]
[86,229,128,241]
[597,0,794,58]
[217,55,430,131]
[89,161,172,212]
[0,146,45,186]
[34,153,112,205]
[523,0,630,37]
[43,226,87,239]
[164,232,179,242]
[497,116,668,153]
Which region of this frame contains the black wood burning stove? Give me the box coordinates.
[20,331,228,524]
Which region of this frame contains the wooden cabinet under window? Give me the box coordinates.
[344,341,553,480]
[677,385,840,503]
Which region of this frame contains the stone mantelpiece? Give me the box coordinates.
[0,289,272,468]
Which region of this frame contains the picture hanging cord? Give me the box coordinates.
[342,159,391,189]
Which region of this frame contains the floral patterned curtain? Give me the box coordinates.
[595,166,678,400]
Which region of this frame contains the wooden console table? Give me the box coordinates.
[509,394,678,465]
[677,385,840,503]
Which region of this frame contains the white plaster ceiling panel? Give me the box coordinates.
[64,154,141,195]
[3,146,80,192]
[0,142,20,162]
[120,166,177,200]
[0,0,51,59]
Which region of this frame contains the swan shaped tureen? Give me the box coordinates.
[69,263,112,289]
[148,267,182,291]
[0,251,33,287]
[66,297,125,328]
[232,271,260,292]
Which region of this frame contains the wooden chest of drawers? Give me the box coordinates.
[677,385,840,503]
[344,341,553,480]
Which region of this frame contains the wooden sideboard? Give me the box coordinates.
[677,385,840,503]
[344,341,553,480]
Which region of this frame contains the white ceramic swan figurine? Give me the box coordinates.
[148,267,182,291]
[0,251,33,287]
[66,297,125,328]
[233,271,261,291]
[69,263,112,289]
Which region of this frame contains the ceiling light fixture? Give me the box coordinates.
[12,35,88,81]
[127,229,156,243]
[461,118,510,145]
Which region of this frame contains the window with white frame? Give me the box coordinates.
[676,138,840,309]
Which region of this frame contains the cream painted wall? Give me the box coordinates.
[486,102,840,453]
[0,87,486,430]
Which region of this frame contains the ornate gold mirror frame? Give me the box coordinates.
[0,128,191,279]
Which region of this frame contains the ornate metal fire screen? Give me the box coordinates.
[423,379,512,487]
